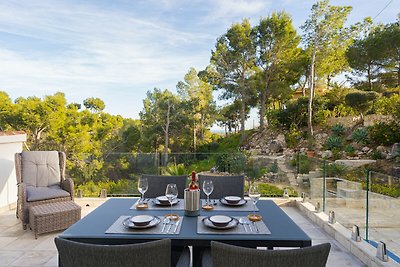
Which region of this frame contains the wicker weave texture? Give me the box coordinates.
[29,201,81,238]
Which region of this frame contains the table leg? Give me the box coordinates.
[192,246,206,267]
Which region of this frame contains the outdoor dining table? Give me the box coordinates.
[59,198,311,266]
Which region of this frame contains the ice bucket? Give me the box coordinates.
[184,188,200,216]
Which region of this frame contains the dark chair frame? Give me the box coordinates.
[141,174,188,199]
[198,174,245,199]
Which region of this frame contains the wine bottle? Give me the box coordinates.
[189,171,199,190]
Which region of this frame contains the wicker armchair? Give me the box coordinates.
[55,238,191,267]
[202,241,331,267]
[15,151,74,229]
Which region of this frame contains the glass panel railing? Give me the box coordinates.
[369,171,400,258]
[324,160,367,239]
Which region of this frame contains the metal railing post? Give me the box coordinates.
[323,159,326,212]
[366,170,370,241]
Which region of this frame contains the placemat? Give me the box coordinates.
[197,216,271,235]
[105,215,183,235]
[201,199,259,212]
[130,199,185,211]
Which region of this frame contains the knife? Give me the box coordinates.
[173,219,180,233]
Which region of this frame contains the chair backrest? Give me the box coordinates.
[142,174,188,198]
[198,174,245,199]
[16,151,66,187]
[211,241,331,267]
[55,237,171,267]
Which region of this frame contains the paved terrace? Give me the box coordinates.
[0,198,366,267]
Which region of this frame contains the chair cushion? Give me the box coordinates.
[22,151,61,187]
[26,185,70,202]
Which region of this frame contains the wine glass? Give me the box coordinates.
[249,184,261,216]
[138,177,148,204]
[202,179,214,206]
[165,183,178,216]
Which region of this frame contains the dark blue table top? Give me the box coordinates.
[60,198,311,248]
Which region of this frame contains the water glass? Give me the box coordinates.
[138,177,148,204]
[202,179,214,205]
[165,183,178,215]
[249,184,261,215]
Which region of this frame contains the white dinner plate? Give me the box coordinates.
[123,216,161,229]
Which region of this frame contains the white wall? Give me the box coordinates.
[0,133,26,211]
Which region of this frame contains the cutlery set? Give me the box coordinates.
[161,217,180,234]
[239,218,259,233]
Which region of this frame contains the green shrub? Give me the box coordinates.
[161,163,188,175]
[345,145,356,156]
[331,123,345,136]
[290,154,310,174]
[371,150,384,160]
[325,136,343,150]
[327,163,348,177]
[258,183,298,197]
[285,124,302,148]
[76,179,136,197]
[368,122,400,146]
[215,153,246,174]
[352,128,369,144]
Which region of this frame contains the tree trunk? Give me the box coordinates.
[308,48,316,137]
[367,65,373,91]
[193,121,197,153]
[259,88,266,131]
[240,98,246,141]
[163,102,171,165]
[326,74,331,90]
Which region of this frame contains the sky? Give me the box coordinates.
[0,0,399,130]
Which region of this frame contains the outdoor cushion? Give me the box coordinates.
[26,185,70,202]
[22,151,61,187]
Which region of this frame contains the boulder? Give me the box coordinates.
[362,146,370,153]
[276,134,287,148]
[269,140,283,153]
[391,143,400,157]
[376,145,387,153]
[321,150,333,159]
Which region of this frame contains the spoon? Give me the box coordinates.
[239,218,248,232]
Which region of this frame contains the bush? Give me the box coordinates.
[371,150,384,160]
[325,136,343,150]
[161,163,187,175]
[290,154,310,174]
[368,122,400,146]
[258,183,298,197]
[345,145,356,156]
[345,90,379,117]
[215,153,246,174]
[331,123,345,136]
[285,124,302,148]
[352,128,369,144]
[327,163,348,177]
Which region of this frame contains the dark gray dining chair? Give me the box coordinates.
[202,241,331,267]
[198,174,245,199]
[141,174,188,198]
[55,237,190,267]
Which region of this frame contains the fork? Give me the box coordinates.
[244,218,252,232]
[162,217,170,233]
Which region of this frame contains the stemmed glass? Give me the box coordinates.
[202,179,214,206]
[165,183,178,217]
[138,177,148,204]
[249,184,261,216]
